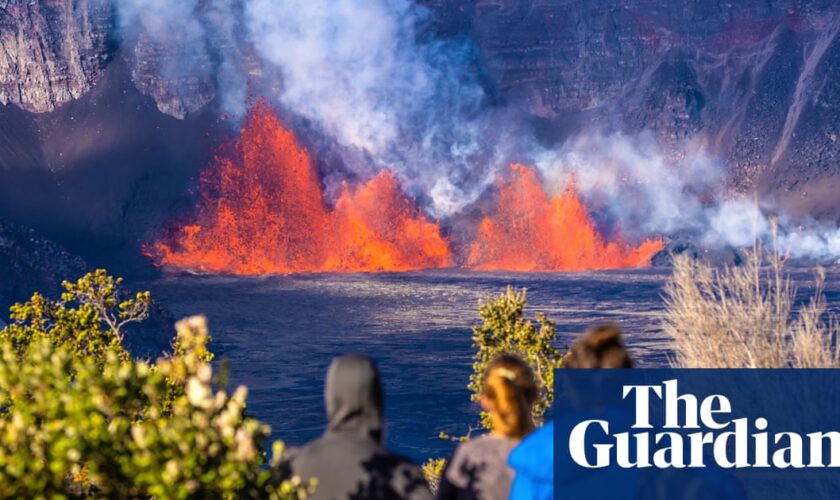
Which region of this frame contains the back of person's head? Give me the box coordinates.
[564,323,634,368]
[483,354,539,440]
[324,354,384,442]
[289,355,432,500]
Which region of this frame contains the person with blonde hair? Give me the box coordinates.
[436,354,538,500]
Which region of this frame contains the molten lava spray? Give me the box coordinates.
[326,172,454,271]
[149,101,453,273]
[150,103,663,274]
[466,164,664,271]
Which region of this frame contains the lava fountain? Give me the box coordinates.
[466,164,664,271]
[148,101,453,273]
[150,102,663,274]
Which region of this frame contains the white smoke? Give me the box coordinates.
[244,0,499,216]
[531,132,840,262]
[246,0,420,153]
[115,0,247,118]
[113,0,840,262]
[780,230,840,260]
[202,0,249,118]
[115,0,202,42]
[531,132,723,238]
[705,200,840,260]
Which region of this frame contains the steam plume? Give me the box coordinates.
[245,0,500,216]
[531,133,840,261]
[112,0,840,262]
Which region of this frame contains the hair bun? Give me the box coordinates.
[585,325,623,350]
[565,323,634,369]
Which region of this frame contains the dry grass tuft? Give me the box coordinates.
[662,244,840,368]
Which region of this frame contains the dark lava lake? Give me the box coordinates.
[139,268,840,462]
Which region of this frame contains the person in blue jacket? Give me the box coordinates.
[508,324,635,500]
[508,324,745,500]
[507,420,554,500]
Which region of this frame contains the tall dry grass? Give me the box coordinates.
[662,245,840,368]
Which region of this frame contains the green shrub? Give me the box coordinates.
[470,286,564,428]
[0,269,151,365]
[0,271,313,498]
[420,458,446,495]
[423,286,564,489]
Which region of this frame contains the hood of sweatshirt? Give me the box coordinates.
[324,354,384,443]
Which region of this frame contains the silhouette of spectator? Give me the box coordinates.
[282,354,431,500]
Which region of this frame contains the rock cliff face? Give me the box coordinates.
[4,1,840,178]
[0,0,112,113]
[427,0,840,215]
[121,0,254,119]
[2,0,840,217]
[127,28,216,119]
[0,0,250,119]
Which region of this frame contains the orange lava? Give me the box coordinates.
[148,101,453,274]
[326,172,455,271]
[150,102,663,275]
[466,164,664,271]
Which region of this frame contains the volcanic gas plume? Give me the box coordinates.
[149,103,663,274]
[466,164,664,272]
[148,101,453,273]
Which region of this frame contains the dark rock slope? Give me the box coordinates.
[0,218,174,358]
[2,0,840,240]
[0,218,88,310]
[428,0,840,217]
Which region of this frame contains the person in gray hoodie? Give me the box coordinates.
[282,354,432,500]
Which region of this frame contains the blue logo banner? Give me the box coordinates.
[554,369,840,500]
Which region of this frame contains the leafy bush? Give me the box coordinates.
[0,269,150,365]
[420,458,446,495]
[663,248,840,368]
[470,286,564,427]
[423,286,564,488]
[0,271,313,498]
